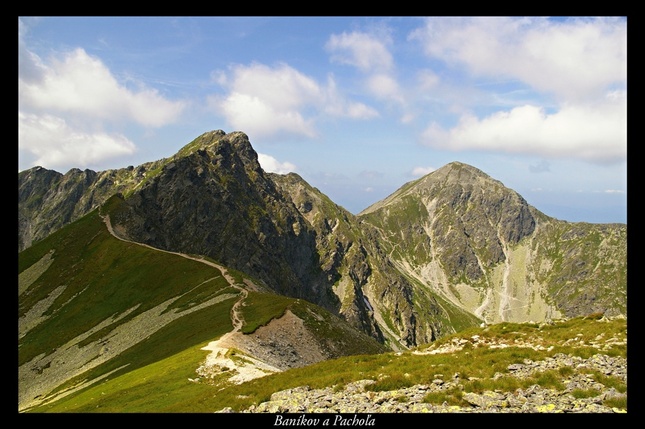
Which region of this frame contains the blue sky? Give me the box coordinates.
[18,16,627,224]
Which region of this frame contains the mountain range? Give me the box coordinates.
[18,130,627,412]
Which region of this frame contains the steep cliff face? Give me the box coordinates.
[358,162,627,324]
[268,173,384,341]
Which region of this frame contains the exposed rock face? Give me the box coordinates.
[359,162,536,284]
[358,161,626,325]
[18,130,627,349]
[111,131,324,302]
[18,160,164,252]
[269,172,463,349]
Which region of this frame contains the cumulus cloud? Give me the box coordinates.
[343,102,380,119]
[19,47,186,127]
[326,30,407,110]
[412,17,626,165]
[367,73,404,104]
[19,112,136,171]
[417,69,440,91]
[410,17,626,102]
[325,31,393,72]
[321,75,379,119]
[257,153,296,174]
[210,63,320,138]
[422,90,626,164]
[18,23,187,172]
[210,63,378,139]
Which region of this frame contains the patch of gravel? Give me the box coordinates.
[194,310,332,385]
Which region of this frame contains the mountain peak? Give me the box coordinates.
[429,161,497,184]
[174,130,261,174]
[176,129,246,156]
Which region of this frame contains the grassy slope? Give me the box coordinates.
[19,196,387,413]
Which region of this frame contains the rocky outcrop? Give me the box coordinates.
[18,161,165,252]
[224,316,628,414]
[111,131,324,301]
[269,172,474,349]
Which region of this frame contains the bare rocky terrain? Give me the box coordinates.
[220,319,628,413]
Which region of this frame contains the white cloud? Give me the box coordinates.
[257,153,296,174]
[214,91,317,139]
[603,189,625,194]
[19,47,186,127]
[18,26,187,172]
[422,90,626,164]
[321,75,379,119]
[343,102,379,119]
[412,166,436,177]
[19,112,136,171]
[326,31,406,109]
[411,17,626,102]
[413,17,626,166]
[417,69,440,91]
[211,63,378,139]
[325,31,393,72]
[367,73,404,104]
[210,63,321,138]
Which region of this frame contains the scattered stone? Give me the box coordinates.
[225,352,626,414]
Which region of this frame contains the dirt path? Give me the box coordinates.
[101,214,280,384]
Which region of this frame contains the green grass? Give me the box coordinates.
[19,208,233,367]
[423,388,466,406]
[365,373,415,392]
[603,396,627,410]
[239,291,291,334]
[35,343,219,412]
[570,388,601,399]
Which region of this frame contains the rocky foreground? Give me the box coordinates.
[219,352,626,414]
